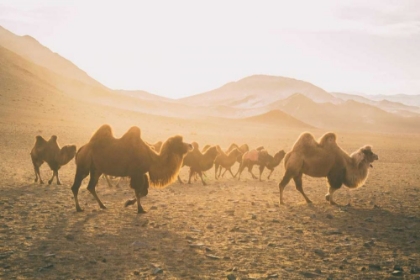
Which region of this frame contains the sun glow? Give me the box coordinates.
[1,0,419,98]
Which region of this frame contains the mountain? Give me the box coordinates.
[331,92,420,116]
[115,90,172,102]
[242,109,313,129]
[0,25,103,88]
[363,93,420,107]
[180,75,340,107]
[268,93,420,133]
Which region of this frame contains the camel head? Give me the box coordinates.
[352,146,378,168]
[161,135,193,157]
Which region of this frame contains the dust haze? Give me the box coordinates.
[0,25,419,279]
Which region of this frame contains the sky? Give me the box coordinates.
[0,0,419,98]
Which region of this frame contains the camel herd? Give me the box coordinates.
[30,124,379,213]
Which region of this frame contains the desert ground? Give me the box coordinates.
[0,109,419,280]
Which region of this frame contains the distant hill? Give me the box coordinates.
[267,93,420,133]
[181,75,340,107]
[331,92,420,116]
[363,93,420,107]
[242,109,313,129]
[0,25,103,88]
[115,90,172,102]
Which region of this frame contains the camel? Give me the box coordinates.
[214,147,243,179]
[30,135,76,185]
[71,124,192,213]
[178,142,219,185]
[201,144,211,153]
[278,132,379,205]
[237,149,286,181]
[103,140,163,188]
[218,143,250,177]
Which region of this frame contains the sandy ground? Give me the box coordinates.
[0,117,419,280]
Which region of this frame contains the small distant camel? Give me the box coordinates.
[237,149,286,181]
[71,124,192,213]
[30,135,76,185]
[217,143,250,177]
[178,142,219,185]
[279,132,379,205]
[103,140,163,188]
[214,146,243,179]
[201,144,211,153]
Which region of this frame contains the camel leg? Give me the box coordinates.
[218,166,223,178]
[71,167,89,212]
[104,175,114,188]
[32,161,43,184]
[188,169,193,184]
[293,174,312,204]
[237,162,245,180]
[233,165,240,178]
[214,164,219,179]
[56,170,62,185]
[198,171,207,186]
[177,175,184,184]
[115,177,122,188]
[221,168,228,177]
[326,174,343,206]
[48,170,56,185]
[267,169,274,180]
[248,165,257,179]
[279,170,294,205]
[86,171,106,210]
[227,168,235,178]
[130,174,148,214]
[259,165,265,181]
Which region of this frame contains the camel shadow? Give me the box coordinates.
[1,183,219,280]
[293,203,419,251]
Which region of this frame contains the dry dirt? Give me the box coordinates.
[0,118,419,280]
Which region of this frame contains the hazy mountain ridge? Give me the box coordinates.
[1,25,419,133]
[364,93,420,107]
[0,25,103,88]
[242,109,313,129]
[331,92,420,115]
[180,75,341,107]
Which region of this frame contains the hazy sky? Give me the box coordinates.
[0,0,419,98]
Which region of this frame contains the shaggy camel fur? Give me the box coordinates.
[237,149,286,181]
[178,142,219,185]
[103,140,163,188]
[214,147,243,179]
[279,132,378,205]
[71,124,192,213]
[30,135,76,185]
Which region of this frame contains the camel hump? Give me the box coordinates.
[90,124,114,143]
[192,142,199,150]
[255,146,264,151]
[120,126,141,146]
[35,135,47,145]
[228,147,240,156]
[244,149,259,162]
[48,135,58,143]
[318,132,337,147]
[239,144,249,152]
[291,132,318,151]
